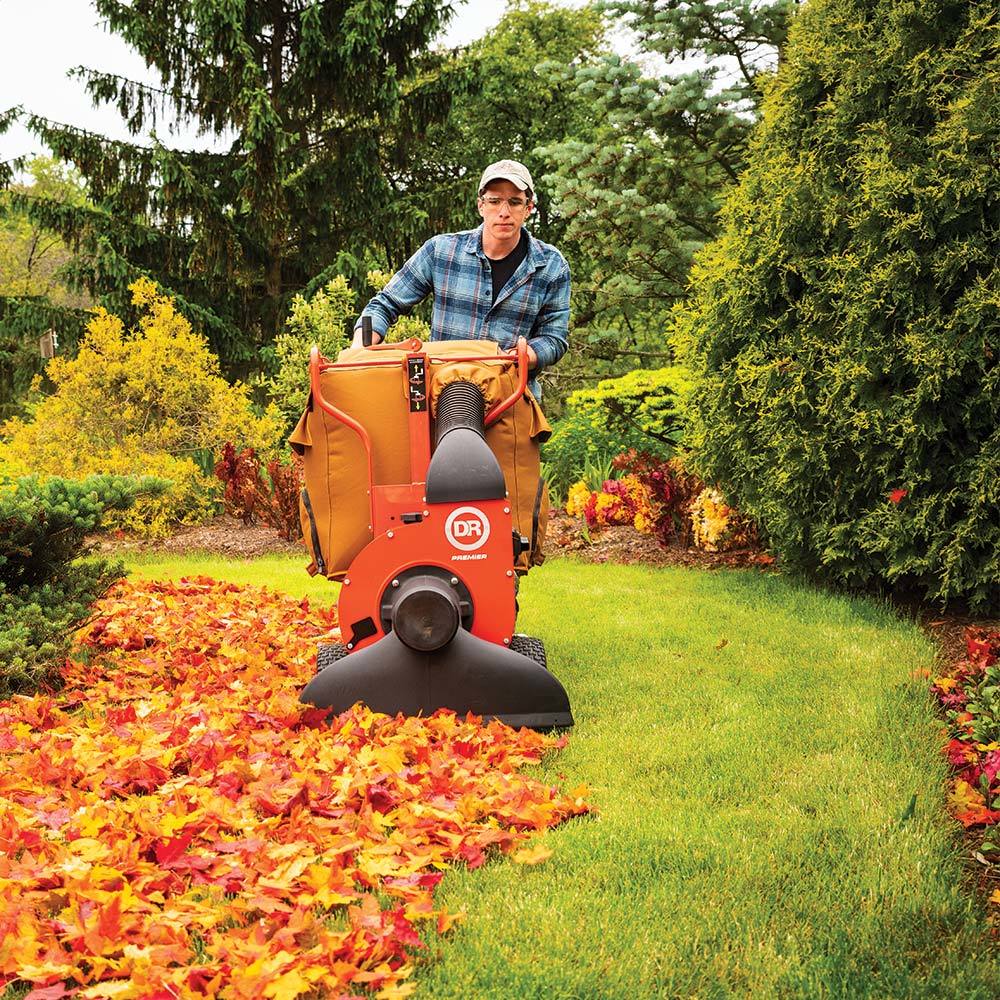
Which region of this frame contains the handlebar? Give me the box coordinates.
[484,336,528,426]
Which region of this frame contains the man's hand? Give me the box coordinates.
[508,342,539,369]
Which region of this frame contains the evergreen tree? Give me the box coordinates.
[0,157,91,419]
[541,0,791,369]
[0,0,455,372]
[388,0,609,254]
[678,0,1000,606]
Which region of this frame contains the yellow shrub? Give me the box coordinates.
[565,481,592,518]
[71,450,219,539]
[0,278,280,535]
[690,487,745,552]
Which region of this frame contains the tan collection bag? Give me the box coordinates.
[289,341,551,580]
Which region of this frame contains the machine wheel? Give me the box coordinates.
[509,633,547,670]
[316,642,349,673]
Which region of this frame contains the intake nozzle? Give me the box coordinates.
[425,381,506,503]
[390,574,461,652]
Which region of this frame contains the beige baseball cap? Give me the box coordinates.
[478,159,534,197]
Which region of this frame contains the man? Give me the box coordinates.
[353,159,570,401]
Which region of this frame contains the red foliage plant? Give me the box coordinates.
[266,457,304,542]
[214,442,267,525]
[215,443,302,540]
[612,449,704,544]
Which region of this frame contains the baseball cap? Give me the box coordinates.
[478,159,534,197]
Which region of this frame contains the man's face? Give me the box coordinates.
[477,179,533,239]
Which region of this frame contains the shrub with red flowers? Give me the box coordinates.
[214,443,302,540]
[566,474,653,533]
[932,627,1000,829]
[563,448,759,554]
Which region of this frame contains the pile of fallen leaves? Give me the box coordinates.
[0,578,589,999]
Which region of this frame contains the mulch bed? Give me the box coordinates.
[88,516,303,560]
[94,510,773,572]
[544,510,771,571]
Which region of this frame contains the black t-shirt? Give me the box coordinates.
[489,230,528,304]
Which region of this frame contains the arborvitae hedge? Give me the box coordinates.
[0,474,164,696]
[677,0,1000,607]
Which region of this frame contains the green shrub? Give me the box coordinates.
[264,275,357,434]
[0,473,166,696]
[543,365,692,501]
[677,0,1000,607]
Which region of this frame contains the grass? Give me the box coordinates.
[115,551,1000,998]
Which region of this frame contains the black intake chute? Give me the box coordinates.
[426,381,506,503]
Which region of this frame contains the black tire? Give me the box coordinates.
[316,642,349,673]
[509,633,547,670]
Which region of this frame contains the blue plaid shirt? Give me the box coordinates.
[358,225,570,399]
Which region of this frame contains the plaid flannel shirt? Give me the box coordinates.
[358,225,570,399]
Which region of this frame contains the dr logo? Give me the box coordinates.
[444,506,491,551]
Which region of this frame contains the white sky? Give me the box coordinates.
[0,0,514,164]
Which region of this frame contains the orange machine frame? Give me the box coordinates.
[308,337,529,653]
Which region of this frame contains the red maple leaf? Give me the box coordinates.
[154,830,195,865]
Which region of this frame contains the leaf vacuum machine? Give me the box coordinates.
[290,319,573,729]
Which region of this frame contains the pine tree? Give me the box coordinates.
[0,0,455,371]
[541,0,791,362]
[0,157,92,418]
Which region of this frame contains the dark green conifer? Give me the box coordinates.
[680,0,1000,606]
[1,1,455,370]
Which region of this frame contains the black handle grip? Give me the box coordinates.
[361,315,373,348]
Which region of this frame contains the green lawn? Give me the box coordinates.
[119,552,1000,998]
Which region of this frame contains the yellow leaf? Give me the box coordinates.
[263,967,315,1000]
[16,959,78,981]
[949,779,986,811]
[372,745,407,775]
[512,843,553,865]
[80,981,139,999]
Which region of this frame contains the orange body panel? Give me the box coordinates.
[338,497,517,652]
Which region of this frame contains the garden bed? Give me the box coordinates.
[88,516,302,560]
[545,510,769,571]
[94,510,770,571]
